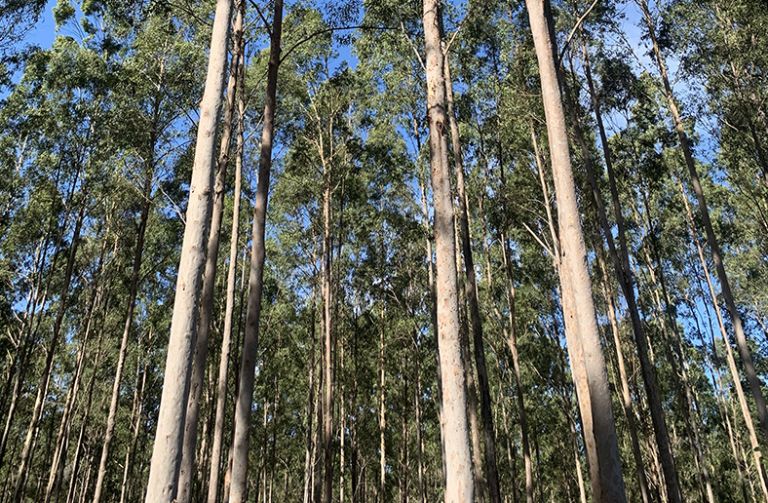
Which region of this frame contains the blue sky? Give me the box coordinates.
[25,1,57,49]
[11,1,750,391]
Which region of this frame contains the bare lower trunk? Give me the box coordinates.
[570,410,588,503]
[417,154,447,485]
[119,339,149,503]
[572,46,679,503]
[458,271,486,498]
[680,181,768,499]
[228,2,283,500]
[94,163,153,503]
[0,236,53,465]
[144,1,233,500]
[321,169,334,503]
[66,314,108,503]
[303,290,318,503]
[422,2,474,500]
[415,353,426,503]
[207,34,246,503]
[340,334,346,503]
[177,8,244,501]
[44,241,106,503]
[500,237,534,503]
[594,255,651,503]
[525,1,626,500]
[378,312,386,503]
[13,204,85,502]
[443,52,501,503]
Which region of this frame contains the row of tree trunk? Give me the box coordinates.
[124,1,768,502]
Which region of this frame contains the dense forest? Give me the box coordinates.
[1,0,767,501]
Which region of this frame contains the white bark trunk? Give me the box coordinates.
[421,1,474,501]
[143,0,233,500]
[525,0,626,501]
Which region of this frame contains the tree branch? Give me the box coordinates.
[279,25,396,67]
[557,0,600,67]
[248,0,272,36]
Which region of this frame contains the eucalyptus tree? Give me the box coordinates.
[421,0,476,501]
[228,0,284,499]
[525,0,627,500]
[144,0,234,500]
[638,0,768,445]
[4,0,768,501]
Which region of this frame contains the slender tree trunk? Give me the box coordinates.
[500,237,534,503]
[94,160,153,503]
[220,244,249,503]
[206,25,246,503]
[568,46,680,503]
[0,236,52,465]
[641,222,715,503]
[594,253,651,503]
[177,8,244,501]
[400,367,408,503]
[566,404,588,503]
[414,350,426,503]
[144,0,233,500]
[303,290,318,503]
[321,161,335,503]
[417,149,447,484]
[228,1,283,499]
[119,337,149,503]
[679,180,768,500]
[639,0,768,440]
[421,1,474,500]
[458,269,486,499]
[65,300,109,503]
[0,161,79,467]
[340,334,346,503]
[690,269,752,501]
[43,239,106,503]
[525,1,626,501]
[313,332,324,503]
[443,51,501,503]
[378,309,386,503]
[13,203,86,502]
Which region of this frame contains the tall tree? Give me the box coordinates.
[144,0,233,500]
[638,0,768,441]
[228,0,284,500]
[524,0,627,501]
[421,1,474,501]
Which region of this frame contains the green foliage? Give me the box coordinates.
[1,0,768,501]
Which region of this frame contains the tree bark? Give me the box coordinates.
[207,27,246,503]
[144,0,233,500]
[228,0,283,500]
[443,50,501,503]
[177,6,244,501]
[525,1,627,501]
[320,151,335,503]
[421,1,475,501]
[303,286,318,503]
